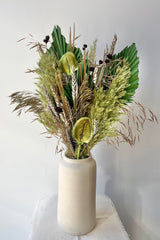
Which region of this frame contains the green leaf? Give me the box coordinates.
[64,84,73,106]
[114,43,139,102]
[50,25,68,59]
[74,47,82,63]
[77,59,89,85]
[49,25,82,63]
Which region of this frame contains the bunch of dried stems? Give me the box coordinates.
[10,25,158,159]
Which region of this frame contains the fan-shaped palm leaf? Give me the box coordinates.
[104,43,139,103]
[115,43,139,102]
[49,25,82,62]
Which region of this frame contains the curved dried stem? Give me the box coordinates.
[105,101,158,149]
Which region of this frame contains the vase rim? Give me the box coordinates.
[64,153,92,163]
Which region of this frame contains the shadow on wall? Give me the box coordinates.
[92,141,116,195]
[95,122,160,240]
[105,166,160,240]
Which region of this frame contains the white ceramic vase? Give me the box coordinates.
[57,154,96,235]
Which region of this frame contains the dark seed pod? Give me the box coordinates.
[83,44,87,48]
[89,67,95,72]
[99,60,103,65]
[55,107,63,113]
[82,47,85,51]
[105,59,110,64]
[43,35,50,44]
[107,54,113,59]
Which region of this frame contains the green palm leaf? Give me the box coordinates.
[48,26,83,106]
[49,25,82,62]
[64,82,73,106]
[115,43,139,102]
[104,43,139,103]
[77,59,90,85]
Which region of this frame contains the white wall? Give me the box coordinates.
[1,0,160,239]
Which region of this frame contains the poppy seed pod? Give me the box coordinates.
[105,59,110,64]
[99,60,103,65]
[83,44,87,48]
[89,67,95,72]
[43,35,50,44]
[107,54,113,59]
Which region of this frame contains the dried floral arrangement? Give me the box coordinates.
[10,25,158,159]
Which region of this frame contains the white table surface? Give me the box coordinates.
[28,194,130,240]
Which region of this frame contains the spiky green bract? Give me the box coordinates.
[115,43,139,102]
[87,60,130,152]
[49,25,82,62]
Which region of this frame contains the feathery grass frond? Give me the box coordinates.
[89,39,98,65]
[107,101,158,148]
[38,111,57,134]
[86,59,131,153]
[35,51,58,96]
[10,91,44,116]
[103,58,122,89]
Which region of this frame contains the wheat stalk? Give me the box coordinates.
[65,96,74,127]
[71,65,78,106]
[42,85,59,120]
[93,67,98,85]
[94,119,98,135]
[109,34,117,55]
[96,63,106,88]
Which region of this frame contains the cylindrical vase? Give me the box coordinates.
[57,154,96,235]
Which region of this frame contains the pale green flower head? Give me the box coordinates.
[60,51,78,75]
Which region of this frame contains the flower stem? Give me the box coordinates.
[77,144,81,159]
